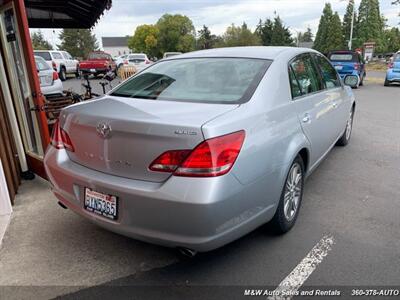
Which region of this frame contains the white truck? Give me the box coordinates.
[34,50,79,81]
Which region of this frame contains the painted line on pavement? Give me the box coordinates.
[268,234,335,300]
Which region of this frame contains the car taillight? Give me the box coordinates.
[52,71,59,81]
[124,60,128,64]
[354,63,360,70]
[50,120,74,152]
[388,62,394,68]
[149,131,245,177]
[52,61,57,70]
[145,59,151,64]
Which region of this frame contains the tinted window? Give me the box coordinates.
[288,67,302,98]
[329,53,358,62]
[52,52,63,59]
[35,56,50,71]
[111,58,271,104]
[88,52,110,60]
[34,51,51,61]
[314,55,341,89]
[290,55,323,96]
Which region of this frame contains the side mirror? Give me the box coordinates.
[343,75,359,88]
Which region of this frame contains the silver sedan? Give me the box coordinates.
[35,56,63,97]
[44,47,356,253]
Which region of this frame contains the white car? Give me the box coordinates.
[125,53,152,72]
[35,56,63,97]
[34,50,79,81]
[115,54,128,69]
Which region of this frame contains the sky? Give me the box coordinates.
[33,0,400,49]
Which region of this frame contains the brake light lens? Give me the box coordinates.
[50,120,74,152]
[124,60,128,64]
[354,63,360,70]
[145,59,151,64]
[388,62,394,68]
[52,61,57,70]
[149,131,245,177]
[52,71,59,81]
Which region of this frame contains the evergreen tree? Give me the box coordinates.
[31,30,53,50]
[298,27,314,43]
[342,0,357,49]
[197,25,216,49]
[383,27,400,53]
[314,3,334,53]
[326,12,345,50]
[256,15,294,46]
[58,29,98,59]
[355,0,385,52]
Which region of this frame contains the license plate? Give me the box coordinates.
[90,68,96,73]
[84,188,118,220]
[335,65,343,71]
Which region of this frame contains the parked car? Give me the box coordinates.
[79,51,117,77]
[124,53,152,72]
[115,54,128,70]
[328,50,366,87]
[44,47,356,254]
[34,56,63,97]
[384,51,400,86]
[163,52,182,59]
[34,50,79,81]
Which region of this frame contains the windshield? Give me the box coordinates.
[35,56,51,71]
[111,58,271,104]
[329,53,357,62]
[34,51,51,61]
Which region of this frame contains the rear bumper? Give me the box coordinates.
[80,68,109,74]
[338,71,360,79]
[41,79,63,97]
[44,147,278,252]
[386,70,400,82]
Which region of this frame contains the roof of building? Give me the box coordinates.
[25,0,112,28]
[102,37,129,47]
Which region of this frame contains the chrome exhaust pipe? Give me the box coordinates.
[177,247,197,258]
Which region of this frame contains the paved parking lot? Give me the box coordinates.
[0,72,399,299]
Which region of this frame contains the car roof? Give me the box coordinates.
[168,46,319,60]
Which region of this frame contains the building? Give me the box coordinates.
[102,36,130,57]
[0,0,112,219]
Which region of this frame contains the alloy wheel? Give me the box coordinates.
[283,162,303,222]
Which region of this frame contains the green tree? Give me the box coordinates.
[314,4,345,53]
[31,30,52,50]
[156,14,196,53]
[383,27,400,53]
[342,0,357,48]
[219,22,261,47]
[128,24,160,58]
[298,27,314,43]
[355,0,385,52]
[58,29,98,59]
[256,16,294,46]
[197,25,217,49]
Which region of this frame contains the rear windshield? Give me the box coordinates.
[129,54,145,60]
[34,51,51,61]
[329,53,357,62]
[35,56,50,71]
[111,58,271,104]
[88,53,110,60]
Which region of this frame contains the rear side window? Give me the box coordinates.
[290,54,323,96]
[111,58,271,104]
[35,57,50,71]
[314,55,341,89]
[288,67,302,98]
[52,52,63,59]
[34,51,51,61]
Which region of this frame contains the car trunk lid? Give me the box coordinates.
[61,96,238,182]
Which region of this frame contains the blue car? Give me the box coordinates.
[328,51,366,87]
[385,52,400,86]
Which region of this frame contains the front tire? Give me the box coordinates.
[336,108,354,146]
[271,155,305,234]
[384,77,390,86]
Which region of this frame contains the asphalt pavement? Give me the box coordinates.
[0,71,399,300]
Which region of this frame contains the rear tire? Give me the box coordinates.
[271,155,304,234]
[384,77,390,86]
[336,108,354,146]
[59,67,67,81]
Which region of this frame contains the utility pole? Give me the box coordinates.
[348,0,355,50]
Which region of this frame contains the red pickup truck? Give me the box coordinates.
[79,51,117,76]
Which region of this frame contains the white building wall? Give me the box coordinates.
[0,158,12,216]
[103,46,130,57]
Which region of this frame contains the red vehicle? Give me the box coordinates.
[79,51,117,77]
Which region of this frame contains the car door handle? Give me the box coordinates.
[302,113,310,123]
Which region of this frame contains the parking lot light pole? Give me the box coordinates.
[348,1,355,50]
